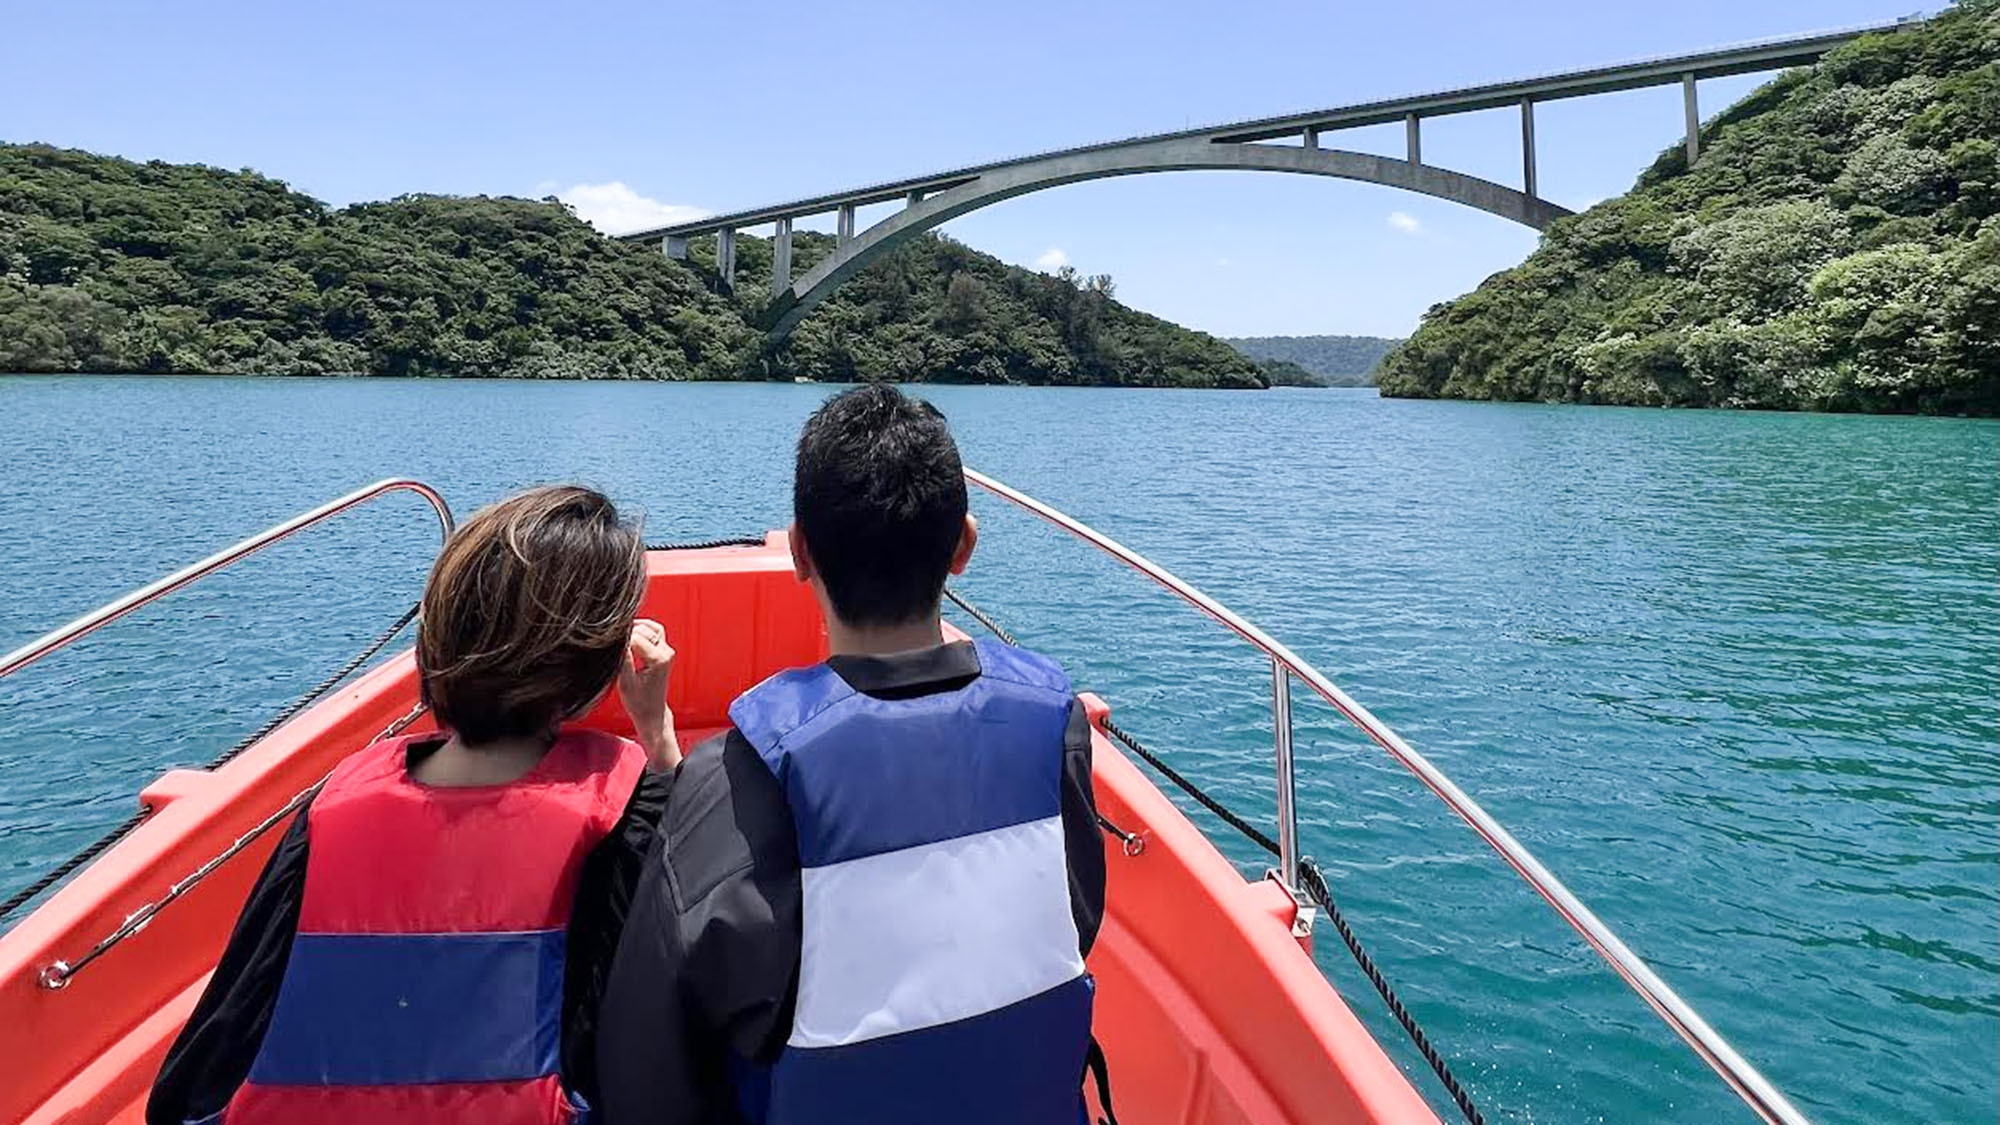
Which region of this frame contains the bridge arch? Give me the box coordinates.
[766,138,1571,338]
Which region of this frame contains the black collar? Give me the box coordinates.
[826,640,982,699]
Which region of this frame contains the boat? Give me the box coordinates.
[0,474,1809,1125]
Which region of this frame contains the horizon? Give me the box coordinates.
[7,0,1927,337]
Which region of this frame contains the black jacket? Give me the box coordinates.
[594,640,1106,1125]
[145,739,669,1125]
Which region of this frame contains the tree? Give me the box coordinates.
[941,273,988,333]
[1377,0,1999,416]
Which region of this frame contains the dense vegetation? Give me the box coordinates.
[1250,358,1325,387]
[1377,1,1999,415]
[1224,334,1401,386]
[746,234,1261,387]
[0,144,1261,388]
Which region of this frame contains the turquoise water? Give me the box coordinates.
[1,375,1993,1123]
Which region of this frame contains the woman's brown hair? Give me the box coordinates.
[417,485,645,746]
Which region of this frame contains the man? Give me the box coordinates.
[597,385,1107,1124]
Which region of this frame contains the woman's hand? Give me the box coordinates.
[618,618,681,770]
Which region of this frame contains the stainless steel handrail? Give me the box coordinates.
[964,467,1811,1125]
[0,480,454,682]
[1269,657,1300,888]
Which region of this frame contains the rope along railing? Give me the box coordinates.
[206,604,419,770]
[1101,716,1281,859]
[0,813,148,930]
[944,590,1154,855]
[29,533,829,983]
[39,702,429,990]
[0,479,450,927]
[4,534,758,928]
[1103,712,1486,1125]
[943,587,1018,645]
[1298,857,1486,1125]
[960,469,1810,1125]
[0,603,420,925]
[645,536,769,552]
[945,585,1487,1125]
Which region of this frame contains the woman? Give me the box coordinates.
[149,485,678,1125]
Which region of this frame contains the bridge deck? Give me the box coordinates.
[618,20,1905,241]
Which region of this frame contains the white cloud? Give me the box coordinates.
[1033,247,1070,271]
[1387,211,1423,235]
[556,182,708,235]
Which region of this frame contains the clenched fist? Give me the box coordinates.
[618,618,681,770]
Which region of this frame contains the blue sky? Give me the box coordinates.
[7,0,1924,338]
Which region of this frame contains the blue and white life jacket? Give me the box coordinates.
[727,639,1093,1125]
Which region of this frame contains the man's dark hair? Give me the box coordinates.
[795,384,968,627]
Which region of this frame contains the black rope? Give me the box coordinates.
[942,586,1488,1125]
[943,586,1017,645]
[207,602,420,770]
[645,536,767,552]
[0,602,421,924]
[1301,858,1487,1125]
[0,812,149,924]
[1101,717,1283,860]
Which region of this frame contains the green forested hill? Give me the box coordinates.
[751,233,1262,387]
[1249,358,1327,387]
[1377,1,1999,415]
[0,144,1261,388]
[1223,335,1401,386]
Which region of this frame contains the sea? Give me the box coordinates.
[1,375,1993,1123]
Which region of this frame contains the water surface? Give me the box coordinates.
[1,376,1993,1123]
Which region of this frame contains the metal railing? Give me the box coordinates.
[0,479,454,682]
[37,700,431,991]
[964,467,1811,1125]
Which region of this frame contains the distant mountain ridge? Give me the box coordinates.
[1223,335,1401,386]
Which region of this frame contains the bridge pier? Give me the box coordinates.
[772,217,792,296]
[1304,126,1320,151]
[716,228,736,290]
[906,189,923,208]
[1519,97,1537,199]
[1683,73,1701,164]
[663,234,689,260]
[837,203,856,245]
[1405,112,1421,164]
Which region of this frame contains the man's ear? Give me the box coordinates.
[948,514,978,576]
[789,522,815,583]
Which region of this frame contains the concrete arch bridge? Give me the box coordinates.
[618,22,1903,340]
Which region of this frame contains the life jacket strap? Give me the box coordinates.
[1085,1036,1119,1125]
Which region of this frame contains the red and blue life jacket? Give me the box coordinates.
[223,729,645,1125]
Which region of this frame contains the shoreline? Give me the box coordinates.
[0,371,1317,392]
[14,372,2000,419]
